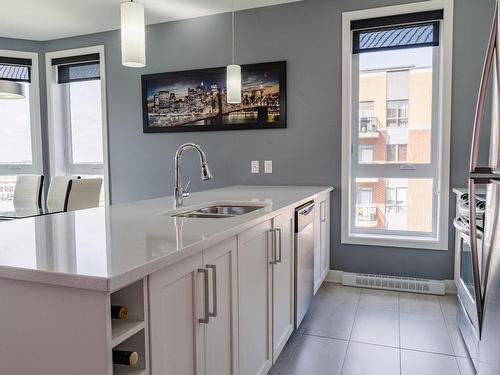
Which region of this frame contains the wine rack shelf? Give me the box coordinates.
[113,365,148,375]
[111,319,145,347]
[109,278,149,375]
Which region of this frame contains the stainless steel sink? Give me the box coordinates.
[171,203,265,218]
[197,205,263,215]
[174,212,234,218]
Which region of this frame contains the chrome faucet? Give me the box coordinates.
[174,143,213,208]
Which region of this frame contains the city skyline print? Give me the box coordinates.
[141,61,286,132]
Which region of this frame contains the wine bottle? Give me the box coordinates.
[111,305,128,320]
[112,350,139,367]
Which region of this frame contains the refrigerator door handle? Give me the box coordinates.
[468,179,484,335]
[470,5,498,174]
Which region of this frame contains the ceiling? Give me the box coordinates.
[0,0,301,41]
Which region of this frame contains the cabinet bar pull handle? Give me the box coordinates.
[207,264,218,318]
[269,229,276,264]
[198,268,210,324]
[321,201,327,222]
[275,228,282,263]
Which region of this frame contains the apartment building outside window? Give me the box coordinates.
[342,1,453,250]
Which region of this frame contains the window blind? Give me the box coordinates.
[352,10,443,54]
[52,53,100,84]
[0,57,32,82]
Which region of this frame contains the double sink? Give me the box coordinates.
[169,202,266,219]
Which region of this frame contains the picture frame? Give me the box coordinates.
[141,61,286,133]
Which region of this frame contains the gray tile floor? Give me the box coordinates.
[269,283,476,375]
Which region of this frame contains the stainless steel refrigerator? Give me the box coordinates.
[457,2,500,373]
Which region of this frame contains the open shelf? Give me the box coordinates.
[113,365,148,375]
[110,279,145,348]
[111,319,145,348]
[109,278,149,375]
[112,329,147,374]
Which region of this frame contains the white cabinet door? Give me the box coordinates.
[149,253,205,375]
[314,192,331,294]
[237,221,273,375]
[320,194,331,282]
[272,210,295,361]
[203,237,238,375]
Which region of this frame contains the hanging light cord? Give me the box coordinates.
[231,0,235,65]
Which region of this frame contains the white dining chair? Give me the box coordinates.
[64,178,103,212]
[46,176,80,212]
[13,175,44,207]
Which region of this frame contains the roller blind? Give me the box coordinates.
[0,57,32,82]
[52,53,100,84]
[352,10,443,54]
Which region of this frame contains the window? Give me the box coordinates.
[47,48,108,204]
[356,187,376,226]
[359,101,376,133]
[359,145,374,163]
[342,2,452,250]
[67,80,104,166]
[386,144,407,162]
[386,187,407,214]
[387,100,409,127]
[0,51,42,206]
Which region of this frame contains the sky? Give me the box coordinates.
[0,83,32,163]
[359,46,433,71]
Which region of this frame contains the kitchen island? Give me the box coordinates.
[0,185,332,375]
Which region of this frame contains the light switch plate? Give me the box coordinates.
[264,160,272,174]
[251,160,259,174]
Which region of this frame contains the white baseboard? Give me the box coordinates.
[324,270,457,295]
[444,279,457,294]
[325,270,342,283]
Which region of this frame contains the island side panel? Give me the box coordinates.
[0,278,109,375]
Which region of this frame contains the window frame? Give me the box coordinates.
[0,49,43,176]
[45,46,110,204]
[341,0,453,250]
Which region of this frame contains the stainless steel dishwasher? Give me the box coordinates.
[294,201,315,328]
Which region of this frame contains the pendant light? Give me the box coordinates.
[121,0,146,68]
[226,0,241,104]
[0,80,24,100]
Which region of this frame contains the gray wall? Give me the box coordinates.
[1,0,496,280]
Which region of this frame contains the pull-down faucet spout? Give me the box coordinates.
[174,143,213,208]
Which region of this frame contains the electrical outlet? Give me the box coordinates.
[264,160,272,173]
[251,160,260,174]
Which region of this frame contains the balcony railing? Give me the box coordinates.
[359,117,381,134]
[356,205,377,222]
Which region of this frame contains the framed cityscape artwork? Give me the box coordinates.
[141,61,286,133]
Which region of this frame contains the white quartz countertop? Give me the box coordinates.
[0,185,332,292]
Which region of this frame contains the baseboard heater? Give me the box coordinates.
[342,272,445,295]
